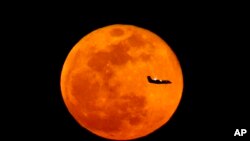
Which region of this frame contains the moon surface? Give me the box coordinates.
[60,24,183,140]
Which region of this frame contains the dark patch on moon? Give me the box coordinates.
[110,28,124,37]
[87,42,132,73]
[127,34,146,47]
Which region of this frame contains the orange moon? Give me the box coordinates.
[60,24,183,140]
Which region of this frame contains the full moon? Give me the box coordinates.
[60,24,183,140]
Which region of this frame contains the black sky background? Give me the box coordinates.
[3,2,249,140]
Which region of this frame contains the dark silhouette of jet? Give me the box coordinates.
[147,76,172,84]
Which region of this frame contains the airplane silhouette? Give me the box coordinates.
[147,76,172,84]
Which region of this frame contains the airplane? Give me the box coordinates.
[147,76,172,84]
